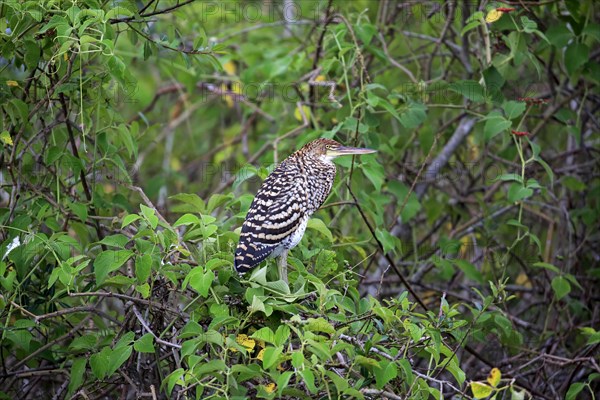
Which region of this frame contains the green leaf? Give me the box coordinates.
[135,254,152,283]
[277,371,294,396]
[250,327,276,344]
[69,335,97,351]
[561,176,585,192]
[94,250,133,285]
[398,102,427,129]
[566,382,585,400]
[249,295,266,314]
[483,65,505,94]
[98,234,129,248]
[470,381,494,399]
[361,157,385,192]
[188,267,214,297]
[107,346,133,376]
[484,113,512,141]
[291,351,304,368]
[507,183,533,202]
[274,325,291,347]
[90,347,111,379]
[306,218,333,242]
[135,283,150,298]
[375,228,397,255]
[67,358,86,396]
[67,201,88,222]
[449,80,485,102]
[494,173,523,184]
[173,213,201,227]
[121,213,141,228]
[298,369,317,394]
[134,333,155,353]
[374,360,398,389]
[551,276,571,300]
[565,43,589,76]
[262,346,283,369]
[532,262,560,274]
[164,368,184,396]
[169,193,206,214]
[315,249,338,277]
[511,387,526,400]
[0,131,13,146]
[139,204,159,229]
[502,101,526,119]
[546,24,572,48]
[454,259,484,284]
[306,317,335,334]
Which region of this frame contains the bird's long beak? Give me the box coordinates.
[331,146,377,156]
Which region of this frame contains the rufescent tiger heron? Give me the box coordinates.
[234,138,376,282]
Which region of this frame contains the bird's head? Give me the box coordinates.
[302,138,376,162]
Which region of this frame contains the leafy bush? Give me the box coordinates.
[1,1,598,399]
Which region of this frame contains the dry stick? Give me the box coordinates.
[414,117,476,199]
[131,304,182,349]
[310,0,334,105]
[68,291,184,315]
[346,183,427,310]
[360,389,403,400]
[425,0,455,81]
[34,306,95,323]
[0,294,37,319]
[377,32,417,84]
[109,0,196,23]
[138,0,157,15]
[0,367,67,379]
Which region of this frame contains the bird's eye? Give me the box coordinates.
[326,145,332,149]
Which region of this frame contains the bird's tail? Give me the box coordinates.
[234,239,274,275]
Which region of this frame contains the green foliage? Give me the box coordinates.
[1,1,598,399]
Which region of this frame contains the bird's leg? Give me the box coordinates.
[278,249,288,283]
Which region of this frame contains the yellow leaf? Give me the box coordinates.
[170,158,181,171]
[103,184,115,194]
[256,348,265,361]
[516,272,532,288]
[485,9,503,23]
[220,83,234,108]
[0,131,13,146]
[467,135,479,160]
[64,52,68,61]
[294,105,311,122]
[487,367,501,387]
[6,80,19,87]
[460,235,471,258]
[236,334,256,352]
[314,75,326,82]
[470,381,494,399]
[223,60,237,76]
[264,383,276,394]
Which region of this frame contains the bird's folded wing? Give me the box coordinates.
[235,167,307,272]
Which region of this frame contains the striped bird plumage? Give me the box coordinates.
[234,139,337,274]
